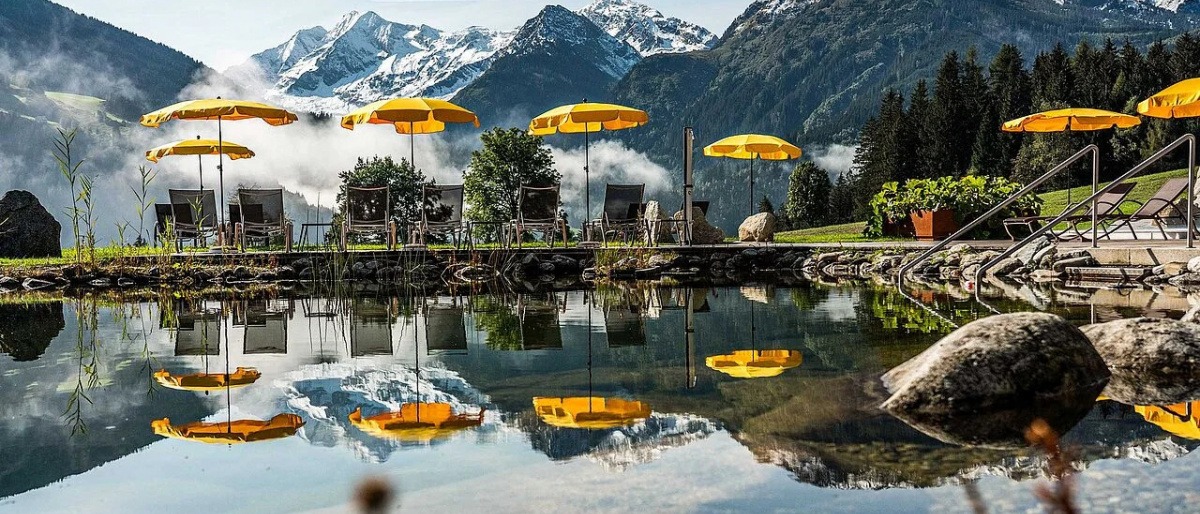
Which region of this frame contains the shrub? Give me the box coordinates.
[864,175,1040,238]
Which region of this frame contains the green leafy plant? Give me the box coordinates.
[864,175,1042,238]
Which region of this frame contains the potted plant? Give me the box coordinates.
[904,177,960,240]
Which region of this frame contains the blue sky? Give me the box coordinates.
[52,0,748,70]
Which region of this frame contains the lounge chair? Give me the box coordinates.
[168,189,220,251]
[518,294,564,350]
[1094,177,1193,240]
[153,203,174,246]
[510,185,568,248]
[233,188,293,252]
[341,186,397,251]
[414,184,468,247]
[1002,182,1135,241]
[604,294,647,347]
[168,302,222,356]
[237,300,289,354]
[590,184,646,245]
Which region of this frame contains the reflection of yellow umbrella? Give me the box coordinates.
[153,367,262,392]
[1139,78,1200,118]
[532,396,650,430]
[341,97,480,172]
[1001,108,1141,132]
[151,413,303,444]
[146,137,255,190]
[348,404,483,443]
[529,102,649,236]
[703,134,802,215]
[705,349,803,379]
[1135,402,1200,439]
[141,98,297,230]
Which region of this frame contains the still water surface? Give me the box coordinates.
[1,284,1198,513]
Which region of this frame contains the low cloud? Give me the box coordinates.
[806,143,856,178]
[548,139,674,222]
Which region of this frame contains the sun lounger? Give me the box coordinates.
[1002,182,1135,241]
[509,185,567,248]
[414,184,468,247]
[233,188,293,252]
[341,186,397,251]
[168,189,219,251]
[590,184,646,245]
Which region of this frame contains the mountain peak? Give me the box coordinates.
[578,0,718,56]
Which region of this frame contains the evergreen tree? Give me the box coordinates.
[988,44,1030,176]
[1031,43,1074,107]
[907,80,934,178]
[971,99,1005,176]
[829,171,857,223]
[961,47,988,154]
[758,195,774,214]
[783,161,832,228]
[922,51,971,177]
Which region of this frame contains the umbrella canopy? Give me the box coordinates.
[340,97,480,134]
[349,404,483,443]
[153,367,262,392]
[145,138,255,163]
[706,349,803,379]
[1139,78,1200,118]
[703,134,802,215]
[529,102,648,135]
[1001,108,1141,132]
[532,396,651,430]
[151,413,304,444]
[703,134,803,160]
[1135,402,1200,439]
[528,102,649,240]
[140,98,298,127]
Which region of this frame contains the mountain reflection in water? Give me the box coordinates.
[1,283,1199,512]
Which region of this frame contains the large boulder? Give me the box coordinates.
[882,312,1109,447]
[1082,318,1200,404]
[738,212,776,242]
[0,190,61,258]
[673,207,725,245]
[642,200,672,245]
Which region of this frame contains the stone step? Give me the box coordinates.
[1063,266,1151,283]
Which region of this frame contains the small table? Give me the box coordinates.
[299,223,334,249]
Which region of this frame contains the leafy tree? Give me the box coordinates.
[336,156,427,224]
[463,127,559,223]
[783,161,832,229]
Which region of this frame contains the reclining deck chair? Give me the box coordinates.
[414,184,467,247]
[341,186,397,251]
[233,188,293,252]
[153,203,174,246]
[1093,177,1193,240]
[591,184,646,245]
[1002,182,1136,241]
[168,189,219,251]
[510,185,567,248]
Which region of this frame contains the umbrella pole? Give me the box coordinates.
[218,115,225,247]
[587,291,593,413]
[585,128,591,242]
[198,155,204,190]
[749,157,755,216]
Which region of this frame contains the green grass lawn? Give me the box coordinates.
[776,168,1190,243]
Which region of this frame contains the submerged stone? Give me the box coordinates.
[882,312,1109,447]
[1083,317,1200,405]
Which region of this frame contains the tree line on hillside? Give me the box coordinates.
[782,34,1200,228]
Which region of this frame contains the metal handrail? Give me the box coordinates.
[896,145,1100,289]
[975,134,1197,290]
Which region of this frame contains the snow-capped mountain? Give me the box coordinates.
[231,0,712,114]
[229,11,514,113]
[578,0,718,56]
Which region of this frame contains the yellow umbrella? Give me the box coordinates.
[141,98,297,230]
[1001,108,1141,132]
[145,136,255,190]
[705,349,803,379]
[529,102,649,236]
[532,396,651,430]
[1139,78,1200,118]
[153,367,261,392]
[1135,402,1200,439]
[341,97,480,173]
[348,404,484,443]
[151,413,304,444]
[703,134,802,215]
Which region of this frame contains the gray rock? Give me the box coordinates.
[882,312,1108,420]
[738,212,776,242]
[549,254,580,273]
[986,257,1022,277]
[88,278,112,288]
[1083,318,1200,404]
[116,278,136,287]
[1030,269,1063,282]
[21,277,53,290]
[642,200,671,245]
[1163,262,1188,277]
[0,190,61,258]
[0,276,18,289]
[1168,273,1200,286]
[673,207,724,245]
[1052,255,1098,272]
[1188,255,1200,274]
[1014,236,1052,266]
[647,253,673,268]
[947,243,972,254]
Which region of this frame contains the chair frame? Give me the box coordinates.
[510,185,568,249]
[232,188,293,252]
[1003,183,1136,241]
[590,184,647,245]
[1094,177,1194,240]
[168,189,220,252]
[414,184,468,248]
[340,185,397,251]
